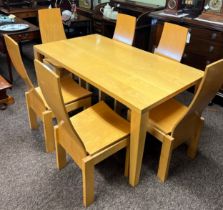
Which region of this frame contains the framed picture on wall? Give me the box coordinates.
[79,0,92,9]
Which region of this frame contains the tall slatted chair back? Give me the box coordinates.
[38,8,66,44]
[34,60,87,158]
[113,13,136,45]
[4,35,34,90]
[154,22,188,62]
[173,59,223,138]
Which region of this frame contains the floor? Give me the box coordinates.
[0,44,223,209]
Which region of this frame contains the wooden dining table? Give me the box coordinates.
[34,34,204,187]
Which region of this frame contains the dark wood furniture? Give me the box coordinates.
[198,0,223,22]
[149,10,223,105]
[2,0,49,7]
[0,0,49,19]
[0,74,14,110]
[0,16,39,82]
[64,14,92,37]
[0,6,47,19]
[77,0,164,51]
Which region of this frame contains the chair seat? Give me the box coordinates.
[70,101,130,155]
[148,98,188,134]
[36,76,91,109]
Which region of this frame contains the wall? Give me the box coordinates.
[101,0,166,6]
[133,0,166,6]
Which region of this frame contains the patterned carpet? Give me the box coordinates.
[0,45,223,209]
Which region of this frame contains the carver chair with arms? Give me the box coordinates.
[154,22,188,62]
[34,59,130,207]
[147,59,223,182]
[4,34,92,153]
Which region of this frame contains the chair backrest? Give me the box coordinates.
[34,59,87,157]
[188,59,223,115]
[38,8,66,44]
[154,22,188,62]
[173,59,223,137]
[113,13,136,46]
[4,34,34,90]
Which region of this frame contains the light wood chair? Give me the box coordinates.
[113,13,136,46]
[38,8,87,84]
[154,22,188,62]
[38,8,68,74]
[38,8,66,44]
[34,59,130,207]
[4,34,92,152]
[146,59,223,182]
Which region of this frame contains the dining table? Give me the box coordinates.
[34,34,204,187]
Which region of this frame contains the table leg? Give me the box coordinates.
[129,110,148,187]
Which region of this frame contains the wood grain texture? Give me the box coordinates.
[34,34,203,112]
[34,34,204,187]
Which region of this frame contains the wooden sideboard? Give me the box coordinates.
[0,17,40,82]
[149,10,223,105]
[77,0,164,51]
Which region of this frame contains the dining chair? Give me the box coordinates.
[146,59,223,182]
[38,8,66,44]
[34,59,130,207]
[113,13,136,46]
[154,22,188,62]
[4,34,92,153]
[38,8,69,76]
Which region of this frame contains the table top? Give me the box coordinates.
[34,34,204,112]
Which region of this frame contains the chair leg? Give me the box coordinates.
[25,93,38,129]
[187,118,204,159]
[42,111,55,153]
[157,135,174,182]
[124,144,130,177]
[55,128,67,170]
[82,160,94,207]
